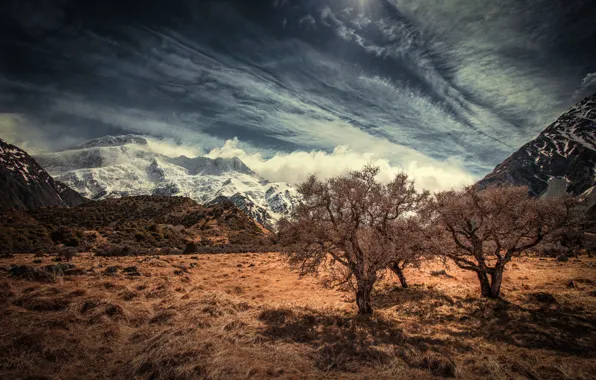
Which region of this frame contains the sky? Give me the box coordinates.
[1,0,595,190]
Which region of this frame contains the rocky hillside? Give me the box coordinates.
[0,139,86,210]
[34,135,299,229]
[1,196,269,254]
[477,93,596,197]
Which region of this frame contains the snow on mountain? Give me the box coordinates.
[477,93,596,197]
[71,134,150,150]
[34,137,300,229]
[0,139,86,210]
[170,156,255,176]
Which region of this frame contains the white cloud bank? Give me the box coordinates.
[206,138,475,192]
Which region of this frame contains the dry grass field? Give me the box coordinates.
[1,253,595,379]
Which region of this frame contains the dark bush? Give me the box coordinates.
[43,263,76,276]
[178,244,275,254]
[0,228,13,252]
[158,247,182,255]
[51,226,80,247]
[104,266,120,274]
[183,241,199,254]
[59,247,78,261]
[95,244,145,257]
[9,265,55,282]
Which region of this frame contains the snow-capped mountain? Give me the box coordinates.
[34,135,300,229]
[477,93,596,197]
[71,135,150,150]
[0,139,86,210]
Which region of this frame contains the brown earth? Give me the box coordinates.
[0,253,595,379]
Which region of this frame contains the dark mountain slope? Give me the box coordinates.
[477,93,596,197]
[0,139,86,210]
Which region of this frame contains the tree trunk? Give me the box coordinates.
[355,280,374,315]
[389,262,408,288]
[477,271,491,297]
[489,267,504,298]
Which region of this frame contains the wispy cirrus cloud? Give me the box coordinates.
[0,0,594,187]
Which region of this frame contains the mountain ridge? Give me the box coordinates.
[68,135,150,150]
[477,93,596,197]
[34,136,300,229]
[0,138,87,210]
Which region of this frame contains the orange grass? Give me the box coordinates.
[0,253,595,379]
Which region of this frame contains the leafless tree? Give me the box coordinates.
[278,166,429,315]
[433,186,579,298]
[386,215,435,289]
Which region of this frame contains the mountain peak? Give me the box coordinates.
[477,92,596,197]
[69,135,149,150]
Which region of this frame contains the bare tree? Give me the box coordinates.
[278,166,429,315]
[386,215,434,289]
[433,186,578,298]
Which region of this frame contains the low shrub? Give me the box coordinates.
[59,247,78,261]
[95,245,149,257]
[9,265,55,283]
[50,226,81,247]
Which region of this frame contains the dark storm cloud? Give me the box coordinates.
[0,0,595,181]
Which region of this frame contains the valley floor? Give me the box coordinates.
[1,253,595,379]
